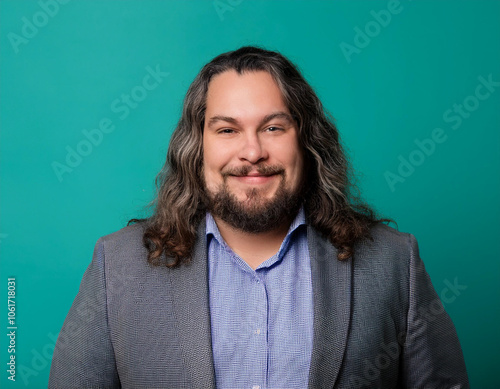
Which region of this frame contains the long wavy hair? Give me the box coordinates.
[132,46,390,267]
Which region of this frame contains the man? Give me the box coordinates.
[49,47,469,388]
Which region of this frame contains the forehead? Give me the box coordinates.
[205,70,289,117]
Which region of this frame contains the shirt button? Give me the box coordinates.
[254,329,261,335]
[252,386,260,389]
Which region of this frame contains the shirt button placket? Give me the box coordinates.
[252,273,267,389]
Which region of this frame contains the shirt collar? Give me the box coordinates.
[206,207,307,268]
[205,212,225,246]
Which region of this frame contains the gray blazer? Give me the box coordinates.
[49,221,469,388]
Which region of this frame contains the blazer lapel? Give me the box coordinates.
[307,227,353,389]
[167,220,216,388]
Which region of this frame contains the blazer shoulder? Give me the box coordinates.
[97,222,149,270]
[353,222,417,272]
[101,221,146,241]
[100,222,146,246]
[365,222,415,251]
[369,221,410,240]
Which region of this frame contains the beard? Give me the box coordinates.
[204,164,304,233]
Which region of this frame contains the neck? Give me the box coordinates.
[213,217,291,270]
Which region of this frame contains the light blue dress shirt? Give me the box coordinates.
[207,208,313,389]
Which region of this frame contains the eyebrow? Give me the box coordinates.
[206,111,295,129]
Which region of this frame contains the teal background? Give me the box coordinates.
[1,0,499,387]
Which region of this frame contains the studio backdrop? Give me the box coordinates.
[1,0,499,387]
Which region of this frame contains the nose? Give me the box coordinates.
[237,132,268,164]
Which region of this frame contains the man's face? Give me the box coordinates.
[202,70,304,232]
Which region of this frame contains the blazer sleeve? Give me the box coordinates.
[400,234,469,388]
[49,238,120,388]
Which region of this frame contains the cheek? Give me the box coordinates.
[202,149,227,192]
[203,137,220,172]
[204,139,235,173]
[202,162,219,192]
[204,151,224,174]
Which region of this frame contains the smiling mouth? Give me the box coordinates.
[224,165,284,185]
[230,174,277,184]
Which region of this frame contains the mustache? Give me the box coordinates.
[221,164,285,178]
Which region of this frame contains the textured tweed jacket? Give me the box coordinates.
[49,221,469,388]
